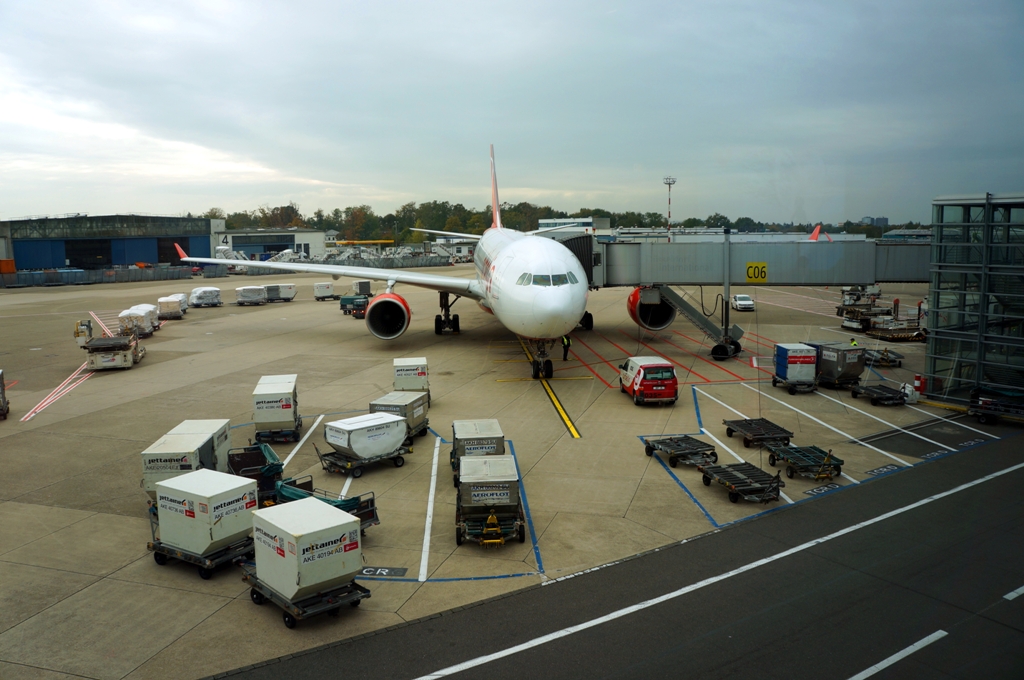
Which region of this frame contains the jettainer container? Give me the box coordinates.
[323,413,407,459]
[168,419,231,472]
[368,391,429,438]
[252,496,362,601]
[393,357,429,400]
[313,282,339,301]
[773,344,817,383]
[264,283,297,302]
[156,469,257,557]
[141,432,217,499]
[253,375,301,440]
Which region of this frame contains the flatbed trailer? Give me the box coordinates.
[841,307,892,332]
[697,462,785,504]
[226,444,284,505]
[865,327,926,342]
[850,383,907,406]
[863,348,904,368]
[968,394,1024,425]
[455,499,526,546]
[771,375,817,395]
[274,476,380,534]
[254,426,302,443]
[147,517,253,579]
[240,562,370,629]
[723,418,793,448]
[766,444,844,480]
[643,435,718,468]
[313,442,410,478]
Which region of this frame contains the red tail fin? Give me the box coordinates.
[174,243,189,258]
[490,144,502,229]
[809,224,833,242]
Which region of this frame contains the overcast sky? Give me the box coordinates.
[1,0,1022,224]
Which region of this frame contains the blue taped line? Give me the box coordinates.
[651,453,721,528]
[428,427,449,443]
[691,385,704,431]
[508,440,544,573]
[357,572,540,583]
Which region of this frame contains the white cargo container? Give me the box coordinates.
[157,297,183,319]
[369,391,429,436]
[324,413,407,459]
[253,378,301,433]
[459,455,520,508]
[119,308,151,334]
[352,280,371,295]
[169,293,188,311]
[451,419,505,485]
[264,283,297,302]
[313,282,337,300]
[133,304,160,330]
[394,357,429,395]
[156,469,257,557]
[140,432,217,499]
[167,419,232,472]
[189,287,222,307]
[252,497,362,601]
[236,286,267,305]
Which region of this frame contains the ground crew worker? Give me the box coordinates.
[849,337,858,347]
[561,335,572,360]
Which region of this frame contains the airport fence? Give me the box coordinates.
[0,266,196,289]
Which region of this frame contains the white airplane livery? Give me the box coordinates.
[176,146,590,379]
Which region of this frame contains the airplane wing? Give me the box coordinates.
[174,244,484,299]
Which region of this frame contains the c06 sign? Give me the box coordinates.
[746,262,767,283]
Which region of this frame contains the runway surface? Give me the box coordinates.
[218,434,1024,680]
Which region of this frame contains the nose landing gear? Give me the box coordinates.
[526,339,556,379]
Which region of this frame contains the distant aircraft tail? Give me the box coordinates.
[490,144,502,229]
[809,224,833,242]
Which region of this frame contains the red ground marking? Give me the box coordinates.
[4,380,18,389]
[661,333,746,380]
[747,331,779,345]
[615,330,712,382]
[563,350,614,388]
[738,355,774,376]
[571,334,622,375]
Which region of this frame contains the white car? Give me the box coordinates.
[731,294,755,311]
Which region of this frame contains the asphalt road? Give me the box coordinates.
[214,433,1024,680]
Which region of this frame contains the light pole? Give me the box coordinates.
[663,176,676,228]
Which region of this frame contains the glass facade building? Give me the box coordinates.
[926,193,1024,403]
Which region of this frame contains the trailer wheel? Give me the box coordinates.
[786,466,795,479]
[870,398,879,406]
[726,428,734,438]
[833,466,842,476]
[393,456,405,468]
[283,612,297,629]
[352,467,363,478]
[455,528,463,546]
[453,474,459,488]
[418,428,429,437]
[197,567,213,580]
[645,445,654,456]
[710,452,718,463]
[518,525,526,543]
[669,457,678,468]
[743,438,752,448]
[772,378,778,387]
[153,552,168,566]
[327,607,340,617]
[702,475,711,486]
[250,589,265,605]
[728,492,740,503]
[851,390,858,398]
[350,598,362,607]
[788,386,796,395]
[768,453,777,467]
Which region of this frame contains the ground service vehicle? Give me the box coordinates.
[618,356,679,405]
[730,294,755,311]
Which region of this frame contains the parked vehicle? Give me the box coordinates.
[618,356,678,405]
[730,294,755,311]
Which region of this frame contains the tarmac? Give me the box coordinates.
[0,267,1011,679]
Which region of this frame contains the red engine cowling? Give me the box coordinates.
[627,287,676,331]
[365,292,412,339]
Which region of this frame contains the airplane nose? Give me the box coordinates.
[532,289,576,337]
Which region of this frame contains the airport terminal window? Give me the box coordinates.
[567,272,579,284]
[516,273,531,285]
[532,274,551,286]
[551,274,568,286]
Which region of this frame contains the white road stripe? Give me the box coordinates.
[415,463,1024,680]
[338,474,354,500]
[905,403,998,439]
[847,630,948,679]
[1004,584,1024,601]
[418,436,442,582]
[778,491,794,504]
[283,414,324,467]
[740,384,911,466]
[814,392,956,451]
[699,429,745,463]
[694,387,748,419]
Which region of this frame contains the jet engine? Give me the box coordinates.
[366,293,412,339]
[626,287,676,331]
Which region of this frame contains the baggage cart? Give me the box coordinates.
[723,418,793,448]
[766,444,843,480]
[0,369,9,420]
[274,476,380,534]
[226,443,283,504]
[240,562,370,629]
[643,435,718,468]
[968,390,1024,425]
[313,441,410,478]
[850,383,907,406]
[863,348,904,368]
[455,456,526,546]
[147,515,253,580]
[697,462,785,504]
[865,327,926,342]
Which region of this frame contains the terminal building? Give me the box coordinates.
[926,193,1024,402]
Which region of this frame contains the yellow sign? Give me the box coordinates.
[746,262,767,283]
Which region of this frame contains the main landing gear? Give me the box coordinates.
[435,292,461,335]
[527,339,556,379]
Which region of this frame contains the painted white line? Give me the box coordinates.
[841,473,861,484]
[818,326,858,337]
[847,630,948,679]
[778,490,794,504]
[814,392,956,452]
[740,384,911,467]
[283,414,324,468]
[414,463,1024,680]
[338,474,354,500]
[700,428,745,463]
[694,387,748,420]
[418,436,442,582]
[905,404,998,439]
[1004,584,1024,601]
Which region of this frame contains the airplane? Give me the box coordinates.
[808,224,834,242]
[174,146,594,379]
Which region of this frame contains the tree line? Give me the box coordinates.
[195,204,921,242]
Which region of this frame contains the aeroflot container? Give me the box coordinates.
[369,391,428,434]
[264,283,297,302]
[313,282,336,300]
[252,497,362,601]
[459,456,520,510]
[156,469,257,556]
[253,376,300,431]
[324,413,407,459]
[774,344,817,383]
[394,357,429,392]
[140,432,216,499]
[452,419,505,458]
[167,419,232,472]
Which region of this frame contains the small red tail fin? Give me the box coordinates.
[174,243,189,259]
[490,144,502,229]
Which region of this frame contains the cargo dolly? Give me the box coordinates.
[968,391,1024,425]
[697,462,785,504]
[254,424,302,443]
[863,348,903,368]
[147,516,253,580]
[643,435,718,468]
[227,443,284,505]
[455,499,526,546]
[850,383,906,406]
[723,418,793,448]
[240,562,370,629]
[314,442,410,478]
[771,374,817,395]
[274,476,380,534]
[766,444,843,480]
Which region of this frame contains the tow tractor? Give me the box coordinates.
[74,319,145,370]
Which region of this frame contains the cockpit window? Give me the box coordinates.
[532,274,551,286]
[567,271,579,284]
[516,273,531,285]
[551,274,569,286]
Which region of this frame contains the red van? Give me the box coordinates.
[618,356,679,405]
